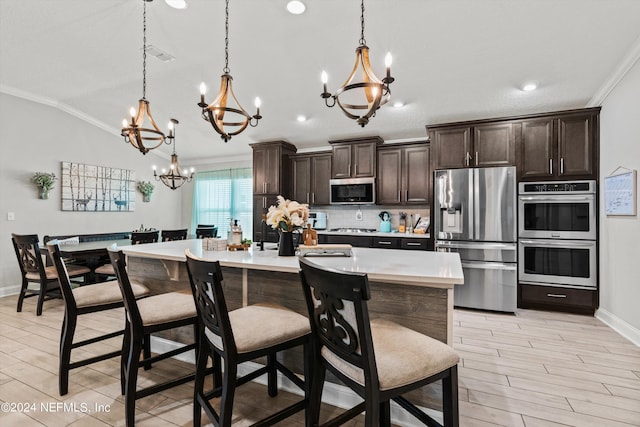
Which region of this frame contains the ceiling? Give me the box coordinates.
[2,0,640,164]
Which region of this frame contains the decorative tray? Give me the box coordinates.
[298,244,353,257]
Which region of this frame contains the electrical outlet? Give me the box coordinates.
[356,209,363,221]
[7,212,15,221]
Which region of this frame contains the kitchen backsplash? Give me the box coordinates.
[315,205,430,232]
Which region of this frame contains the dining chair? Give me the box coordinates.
[47,242,149,395]
[298,256,460,427]
[195,225,218,239]
[161,228,188,241]
[108,249,199,427]
[12,233,91,316]
[130,230,159,245]
[185,249,312,427]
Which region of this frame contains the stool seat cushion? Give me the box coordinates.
[73,280,149,308]
[94,264,115,276]
[206,303,310,354]
[321,318,460,391]
[26,264,91,280]
[137,292,196,326]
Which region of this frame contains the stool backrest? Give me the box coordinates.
[11,233,47,282]
[195,227,218,239]
[298,257,378,386]
[161,228,188,242]
[131,230,159,245]
[185,250,237,354]
[46,242,78,311]
[108,249,143,328]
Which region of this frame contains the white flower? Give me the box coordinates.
[265,195,310,232]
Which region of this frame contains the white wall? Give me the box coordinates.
[598,59,640,343]
[0,93,184,296]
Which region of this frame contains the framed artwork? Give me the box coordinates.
[61,162,136,212]
[604,169,637,216]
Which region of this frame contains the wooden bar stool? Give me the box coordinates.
[47,243,149,395]
[185,249,312,427]
[298,257,460,427]
[130,230,159,245]
[161,228,188,241]
[108,249,199,427]
[195,225,218,239]
[12,233,91,316]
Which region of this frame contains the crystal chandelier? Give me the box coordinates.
[121,0,170,155]
[320,0,394,127]
[153,119,194,190]
[198,0,261,143]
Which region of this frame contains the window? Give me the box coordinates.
[191,168,253,239]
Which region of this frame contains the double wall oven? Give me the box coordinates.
[518,180,597,290]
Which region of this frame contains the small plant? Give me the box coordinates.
[32,172,57,199]
[137,181,154,202]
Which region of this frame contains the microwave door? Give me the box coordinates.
[435,169,473,241]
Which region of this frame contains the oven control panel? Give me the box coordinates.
[519,180,596,194]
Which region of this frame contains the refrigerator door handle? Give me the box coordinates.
[472,168,479,240]
[461,261,517,271]
[436,241,517,251]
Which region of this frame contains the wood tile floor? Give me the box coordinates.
[1,295,639,426]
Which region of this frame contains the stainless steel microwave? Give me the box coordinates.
[329,177,375,205]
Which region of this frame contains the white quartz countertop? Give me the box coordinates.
[118,239,462,288]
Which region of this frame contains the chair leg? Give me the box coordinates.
[124,337,142,427]
[193,343,209,427]
[59,311,76,396]
[121,321,132,396]
[306,342,324,427]
[16,278,28,313]
[36,281,47,316]
[212,352,222,394]
[267,352,278,397]
[364,397,380,427]
[379,401,391,427]
[143,333,152,370]
[219,359,237,426]
[442,366,459,427]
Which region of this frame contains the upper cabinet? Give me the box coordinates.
[429,122,515,170]
[329,137,382,178]
[519,110,598,180]
[251,140,297,194]
[291,153,332,205]
[377,142,430,205]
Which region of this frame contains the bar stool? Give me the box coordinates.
[195,225,218,239]
[12,233,91,316]
[298,257,460,427]
[108,249,199,427]
[130,230,159,245]
[161,228,188,241]
[47,243,150,395]
[185,249,312,427]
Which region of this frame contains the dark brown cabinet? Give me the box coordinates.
[519,112,597,180]
[429,122,515,170]
[330,137,381,178]
[318,234,430,251]
[518,284,597,315]
[251,141,297,242]
[291,153,332,205]
[377,142,430,205]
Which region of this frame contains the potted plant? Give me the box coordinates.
[137,181,154,202]
[265,195,309,256]
[31,172,57,199]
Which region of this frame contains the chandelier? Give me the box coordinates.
[153,119,194,190]
[320,0,394,127]
[197,0,261,143]
[121,0,170,155]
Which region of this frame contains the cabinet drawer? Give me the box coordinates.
[372,238,401,249]
[518,284,597,314]
[401,238,429,250]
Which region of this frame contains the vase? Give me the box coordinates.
[40,189,49,200]
[278,231,295,256]
[143,194,151,203]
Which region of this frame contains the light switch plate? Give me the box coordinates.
[7,212,15,221]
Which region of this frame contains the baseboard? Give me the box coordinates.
[0,285,21,299]
[595,308,640,347]
[149,338,444,426]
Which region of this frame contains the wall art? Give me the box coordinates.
[61,162,136,212]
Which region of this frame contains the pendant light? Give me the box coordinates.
[121,0,171,155]
[198,0,261,143]
[153,119,194,190]
[320,0,394,127]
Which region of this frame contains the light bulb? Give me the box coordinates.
[199,82,207,95]
[254,97,261,108]
[321,71,328,84]
[385,52,393,67]
[152,165,157,170]
[122,119,128,128]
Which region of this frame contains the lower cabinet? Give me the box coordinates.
[318,234,431,250]
[518,284,597,315]
[319,234,372,247]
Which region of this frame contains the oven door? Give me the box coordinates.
[518,239,597,289]
[518,194,596,240]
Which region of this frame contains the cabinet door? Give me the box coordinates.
[253,195,279,242]
[331,145,352,178]
[371,237,401,249]
[311,154,332,205]
[430,126,472,169]
[401,238,429,250]
[352,142,377,177]
[557,114,594,178]
[377,148,403,204]
[253,147,267,193]
[291,156,311,204]
[253,146,280,194]
[519,119,554,180]
[474,123,515,167]
[404,145,430,204]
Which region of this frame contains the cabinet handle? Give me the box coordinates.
[312,193,315,204]
[465,152,470,167]
[546,293,567,298]
[560,157,564,175]
[398,190,401,201]
[262,197,266,209]
[377,241,392,245]
[354,163,358,175]
[549,159,553,175]
[306,193,309,204]
[348,164,351,176]
[475,152,478,166]
[406,242,422,246]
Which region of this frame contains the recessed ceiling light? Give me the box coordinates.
[286,1,306,15]
[522,83,537,91]
[393,101,404,108]
[297,115,307,122]
[165,0,187,10]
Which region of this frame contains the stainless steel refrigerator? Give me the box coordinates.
[434,166,517,312]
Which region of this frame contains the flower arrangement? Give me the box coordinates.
[266,195,309,232]
[137,181,154,202]
[32,172,57,191]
